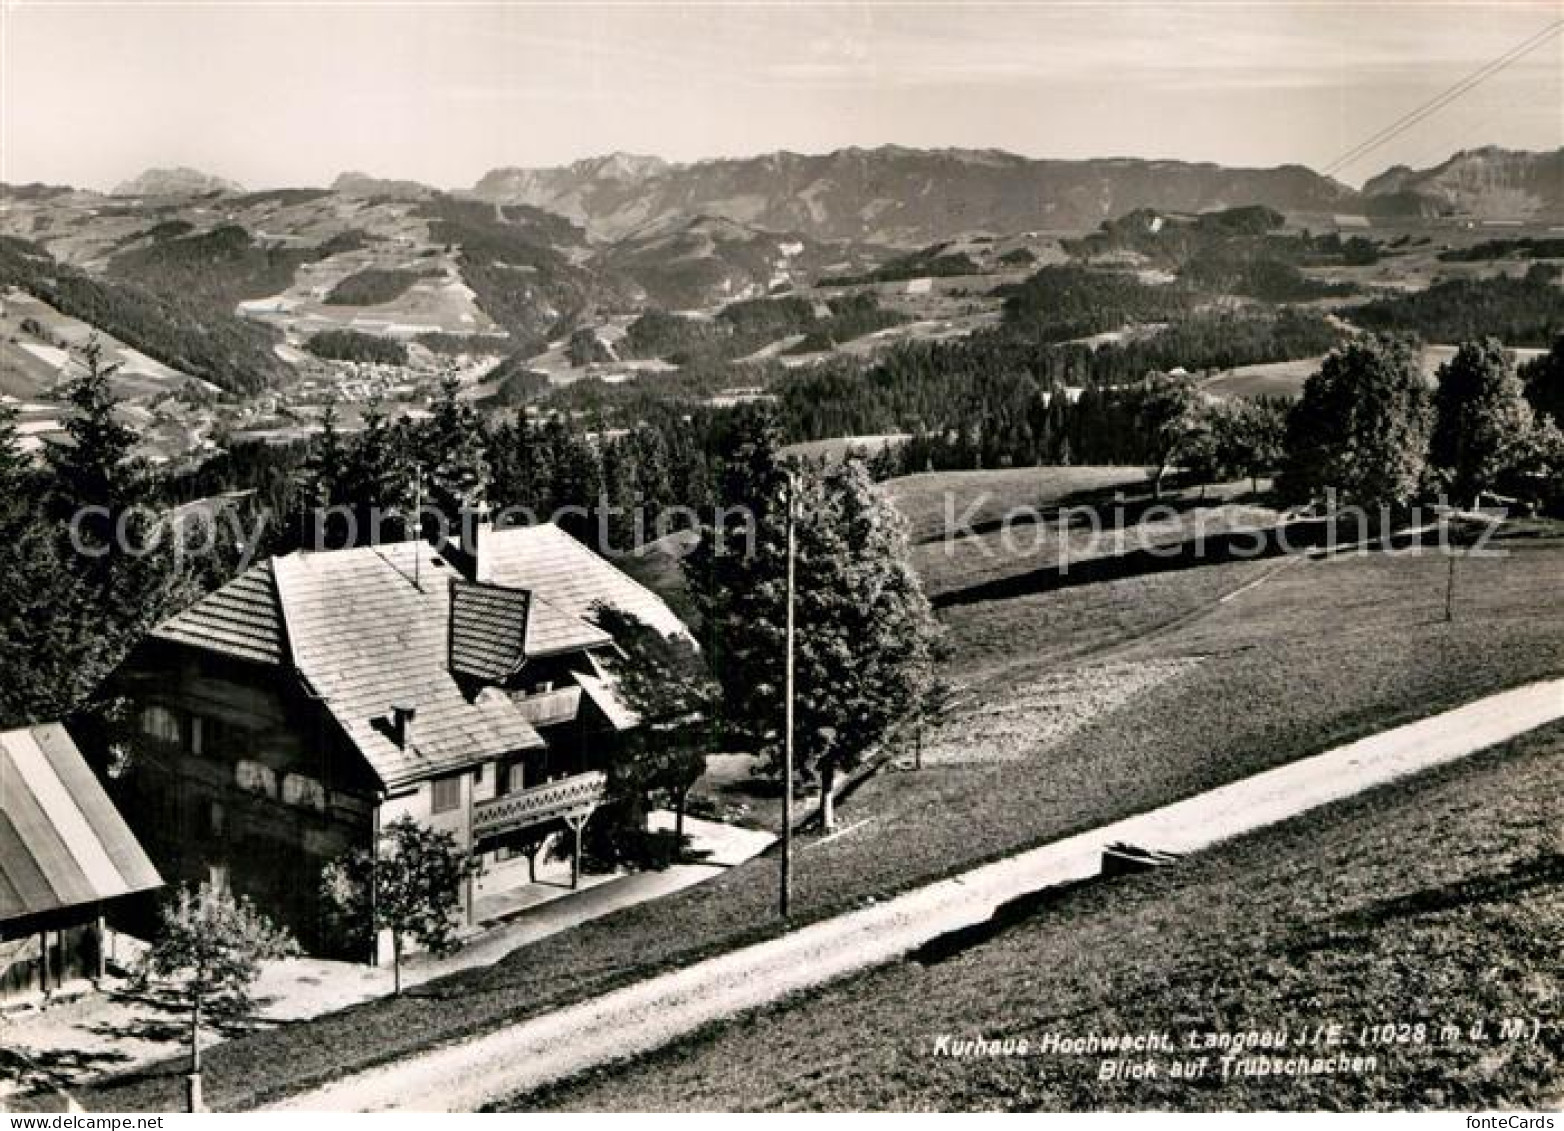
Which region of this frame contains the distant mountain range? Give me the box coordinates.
[1362,146,1564,222]
[331,171,438,200]
[471,147,1359,244]
[467,145,1564,244]
[31,145,1564,249]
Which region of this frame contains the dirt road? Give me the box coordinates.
[270,678,1564,1112]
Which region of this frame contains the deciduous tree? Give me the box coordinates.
[691,417,939,830]
[1279,334,1433,511]
[1131,371,1201,498]
[138,884,297,1110]
[589,605,719,841]
[320,816,475,995]
[1430,338,1548,508]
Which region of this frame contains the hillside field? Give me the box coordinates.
[525,722,1564,1111]
[64,480,1564,1112]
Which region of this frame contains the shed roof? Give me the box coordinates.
[0,723,162,924]
[449,579,531,683]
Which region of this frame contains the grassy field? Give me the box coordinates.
[524,722,1564,1111]
[780,434,911,464]
[881,466,1151,546]
[0,287,201,400]
[62,519,1564,1112]
[1199,357,1319,400]
[907,480,1278,603]
[1198,344,1550,402]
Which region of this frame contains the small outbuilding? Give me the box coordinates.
[0,722,162,1002]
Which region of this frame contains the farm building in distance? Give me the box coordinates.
[101,522,688,956]
[0,723,162,1003]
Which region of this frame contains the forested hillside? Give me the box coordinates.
[0,236,285,394]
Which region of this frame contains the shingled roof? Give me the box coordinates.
[273,542,545,789]
[449,579,531,684]
[481,523,690,642]
[143,523,689,790]
[151,559,285,666]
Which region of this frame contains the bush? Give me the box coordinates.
[578,812,700,873]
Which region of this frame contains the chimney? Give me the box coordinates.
[473,507,494,583]
[391,702,417,750]
[443,506,494,582]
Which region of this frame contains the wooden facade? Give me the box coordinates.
[100,523,684,959]
[105,640,379,954]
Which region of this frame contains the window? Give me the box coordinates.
[139,705,181,746]
[431,775,461,814]
[497,760,521,797]
[235,759,278,799]
[282,773,327,813]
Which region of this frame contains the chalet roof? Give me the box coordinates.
[273,542,545,790]
[152,559,285,666]
[0,723,162,924]
[481,523,690,642]
[142,522,690,790]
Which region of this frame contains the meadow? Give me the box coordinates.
[64,481,1564,1112]
[527,722,1564,1111]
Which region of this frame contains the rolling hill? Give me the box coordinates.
[600,214,857,309]
[111,166,244,197]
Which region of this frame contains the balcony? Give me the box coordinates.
[511,685,582,728]
[472,770,607,839]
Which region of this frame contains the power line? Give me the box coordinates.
[1324,19,1560,177]
[1322,18,1562,178]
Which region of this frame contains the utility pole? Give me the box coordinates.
[1444,550,1457,623]
[780,468,796,919]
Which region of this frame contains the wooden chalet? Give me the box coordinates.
[0,723,161,1001]
[103,521,688,955]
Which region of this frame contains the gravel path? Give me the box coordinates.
[270,678,1564,1112]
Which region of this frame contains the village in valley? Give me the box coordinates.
[1,1,1562,1117]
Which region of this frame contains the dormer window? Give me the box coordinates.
[448,579,532,685]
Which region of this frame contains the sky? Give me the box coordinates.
[1,1,1559,192]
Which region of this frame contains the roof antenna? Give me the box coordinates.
[413,461,423,591]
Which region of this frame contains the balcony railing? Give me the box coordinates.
[472,770,607,838]
[511,685,582,727]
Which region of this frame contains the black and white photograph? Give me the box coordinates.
[0,0,1560,1115]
